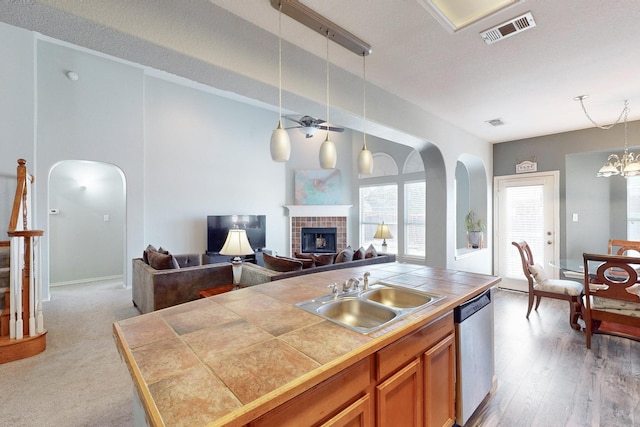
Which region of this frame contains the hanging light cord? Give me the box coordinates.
[362,52,367,149]
[577,97,628,131]
[326,29,330,134]
[278,4,283,121]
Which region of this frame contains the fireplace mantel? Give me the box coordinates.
[284,205,352,217]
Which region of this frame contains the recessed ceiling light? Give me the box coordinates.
[417,0,520,33]
[486,118,505,127]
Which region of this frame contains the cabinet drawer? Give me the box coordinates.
[376,312,453,380]
[250,356,372,427]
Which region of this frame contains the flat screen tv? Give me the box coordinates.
[207,215,266,254]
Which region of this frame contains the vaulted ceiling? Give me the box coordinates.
[3,0,640,144]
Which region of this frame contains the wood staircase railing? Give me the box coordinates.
[0,159,46,364]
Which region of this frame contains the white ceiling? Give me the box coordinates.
[3,0,640,145]
[210,0,640,143]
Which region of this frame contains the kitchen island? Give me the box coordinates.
[113,262,500,426]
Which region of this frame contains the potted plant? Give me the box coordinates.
[465,210,485,249]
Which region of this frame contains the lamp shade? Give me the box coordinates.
[373,222,393,239]
[319,134,337,169]
[270,120,291,162]
[219,229,255,256]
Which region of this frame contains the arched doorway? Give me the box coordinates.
[48,160,126,286]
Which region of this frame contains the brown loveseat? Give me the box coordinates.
[132,253,275,314]
[261,247,397,281]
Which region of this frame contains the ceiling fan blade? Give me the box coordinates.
[318,125,345,132]
[284,116,304,126]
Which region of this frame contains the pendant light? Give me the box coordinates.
[319,30,337,169]
[358,53,373,175]
[270,3,291,162]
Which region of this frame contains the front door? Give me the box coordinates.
[494,171,559,291]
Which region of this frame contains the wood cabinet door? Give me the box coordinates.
[250,358,371,427]
[321,394,372,427]
[423,333,455,427]
[376,357,422,427]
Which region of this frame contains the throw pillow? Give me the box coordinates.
[294,252,314,261]
[263,253,303,272]
[335,247,355,263]
[148,250,178,270]
[312,253,336,266]
[528,263,549,285]
[353,246,366,260]
[280,256,315,269]
[143,244,157,264]
[365,244,378,259]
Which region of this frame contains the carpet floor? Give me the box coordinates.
[0,280,139,426]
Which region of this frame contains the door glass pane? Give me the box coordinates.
[504,184,544,278]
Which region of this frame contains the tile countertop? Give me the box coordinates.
[113,263,500,427]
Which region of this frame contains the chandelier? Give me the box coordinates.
[575,96,640,178]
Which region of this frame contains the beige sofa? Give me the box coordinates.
[132,257,275,314]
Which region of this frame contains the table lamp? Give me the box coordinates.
[373,222,393,253]
[219,227,254,287]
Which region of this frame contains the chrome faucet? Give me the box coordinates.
[362,272,371,290]
[343,278,360,293]
[327,283,339,299]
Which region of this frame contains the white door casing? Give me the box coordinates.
[493,171,560,292]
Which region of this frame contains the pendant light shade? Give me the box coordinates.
[270,4,291,162]
[319,134,337,169]
[358,146,373,174]
[270,120,290,162]
[319,30,337,169]
[358,53,373,175]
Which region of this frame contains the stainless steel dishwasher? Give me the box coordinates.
[454,288,494,426]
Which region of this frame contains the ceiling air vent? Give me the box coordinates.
[480,12,536,45]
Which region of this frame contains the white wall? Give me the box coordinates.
[143,76,290,255]
[49,161,125,284]
[35,39,145,296]
[0,23,35,235]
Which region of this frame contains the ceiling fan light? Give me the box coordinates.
[270,120,291,162]
[358,146,373,174]
[319,134,337,169]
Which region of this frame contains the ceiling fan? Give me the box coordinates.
[284,115,344,138]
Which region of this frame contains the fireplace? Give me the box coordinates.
[301,227,337,253]
[285,205,351,256]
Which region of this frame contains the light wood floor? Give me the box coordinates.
[466,288,640,427]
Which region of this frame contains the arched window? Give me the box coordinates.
[359,150,425,259]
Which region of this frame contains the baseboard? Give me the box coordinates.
[50,275,123,287]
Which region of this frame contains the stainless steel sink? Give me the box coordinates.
[361,286,434,308]
[294,282,444,334]
[317,298,397,330]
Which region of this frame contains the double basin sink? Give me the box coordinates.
[294,282,445,334]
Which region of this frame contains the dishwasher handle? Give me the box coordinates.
[454,288,492,323]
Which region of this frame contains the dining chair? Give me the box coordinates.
[582,252,640,349]
[512,241,583,330]
[607,239,640,257]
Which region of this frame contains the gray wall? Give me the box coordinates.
[494,122,640,260]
